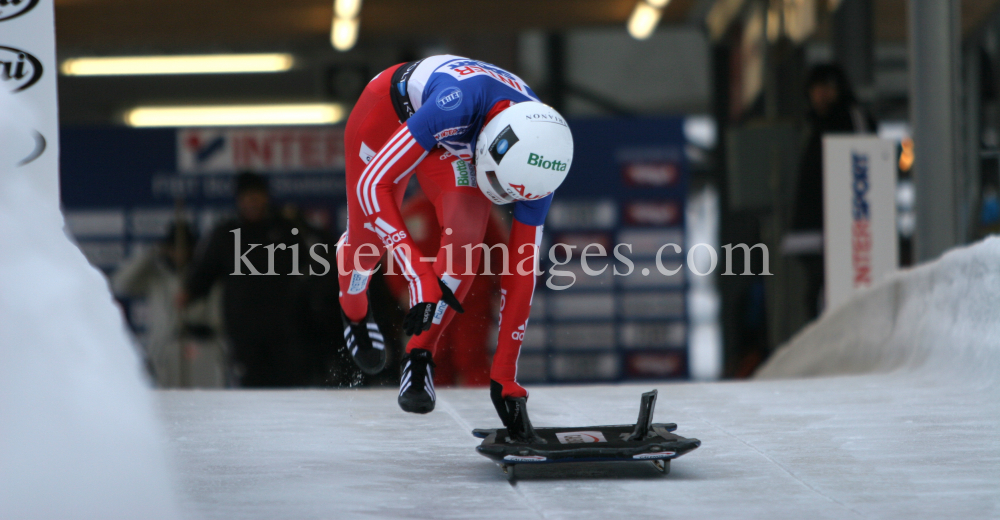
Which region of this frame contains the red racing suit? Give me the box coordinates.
[337,59,548,399]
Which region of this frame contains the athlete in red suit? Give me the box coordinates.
[336,56,573,429]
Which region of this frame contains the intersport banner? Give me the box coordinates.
[822,136,898,311]
[177,127,347,174]
[1,0,59,200]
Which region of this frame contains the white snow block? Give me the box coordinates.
[757,236,1000,382]
[0,91,181,519]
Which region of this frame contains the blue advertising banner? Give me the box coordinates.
[60,117,689,382]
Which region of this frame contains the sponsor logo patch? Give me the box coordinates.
[365,218,407,246]
[632,451,676,460]
[511,321,527,341]
[0,0,39,21]
[503,455,547,462]
[432,303,448,324]
[433,125,468,141]
[359,142,375,164]
[183,132,226,165]
[526,153,568,172]
[432,276,461,324]
[441,59,529,94]
[524,112,567,126]
[347,270,371,295]
[488,125,519,164]
[435,86,463,111]
[0,46,42,93]
[451,159,476,188]
[507,183,549,201]
[851,152,872,287]
[555,431,608,444]
[177,127,346,173]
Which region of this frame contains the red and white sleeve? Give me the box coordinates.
[357,123,440,307]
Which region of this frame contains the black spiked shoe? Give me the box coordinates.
[341,307,387,375]
[398,348,436,414]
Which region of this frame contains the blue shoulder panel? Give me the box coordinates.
[406,57,540,155]
[406,81,476,152]
[513,194,553,227]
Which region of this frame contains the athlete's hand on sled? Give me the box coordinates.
[403,279,464,336]
[490,379,542,443]
[490,379,528,428]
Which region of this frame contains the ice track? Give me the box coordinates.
[163,239,1000,520]
[163,377,997,520]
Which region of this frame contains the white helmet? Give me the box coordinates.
[475,101,573,205]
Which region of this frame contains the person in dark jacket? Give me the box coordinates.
[182,172,306,387]
[792,64,876,229]
[792,64,876,318]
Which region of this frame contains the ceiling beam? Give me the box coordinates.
[55,0,697,51]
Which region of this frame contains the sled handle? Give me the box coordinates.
[627,389,658,441]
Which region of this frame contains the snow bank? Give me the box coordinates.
[756,236,1000,382]
[0,92,180,519]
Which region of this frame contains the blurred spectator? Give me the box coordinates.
[383,191,506,387]
[182,172,308,387]
[278,203,402,387]
[112,221,226,388]
[791,64,875,318]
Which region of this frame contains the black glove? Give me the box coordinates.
[490,380,516,429]
[490,380,544,444]
[403,279,464,336]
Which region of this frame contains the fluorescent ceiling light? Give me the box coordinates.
[124,103,345,127]
[335,0,362,19]
[61,54,294,76]
[628,2,662,40]
[331,17,359,51]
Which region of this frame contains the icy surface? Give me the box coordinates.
[162,380,998,520]
[163,238,1000,519]
[0,90,180,520]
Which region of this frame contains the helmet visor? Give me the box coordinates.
[484,170,516,203]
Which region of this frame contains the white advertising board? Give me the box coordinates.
[1,0,60,200]
[823,136,898,311]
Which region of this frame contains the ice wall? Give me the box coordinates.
[0,91,180,519]
[757,236,1000,382]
